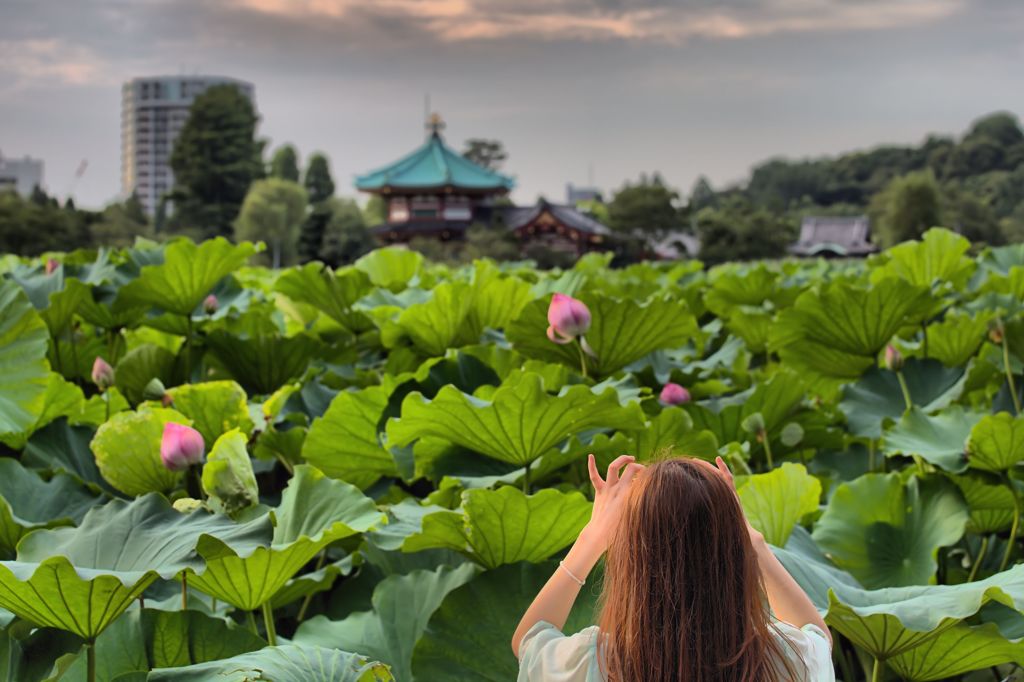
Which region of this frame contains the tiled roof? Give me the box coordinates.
[789,216,878,256]
[355,132,515,192]
[500,200,612,236]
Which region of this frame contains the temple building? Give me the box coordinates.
[788,216,878,257]
[355,114,613,257]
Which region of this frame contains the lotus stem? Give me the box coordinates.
[262,602,277,646]
[211,597,217,613]
[1000,474,1021,572]
[104,391,110,422]
[1002,336,1021,416]
[895,370,913,412]
[69,327,80,382]
[868,439,876,473]
[296,550,328,624]
[86,639,96,682]
[968,535,990,582]
[184,315,193,383]
[522,465,531,494]
[761,432,774,471]
[139,596,145,610]
[181,573,188,610]
[247,609,258,635]
[871,657,882,682]
[188,465,205,501]
[575,339,588,379]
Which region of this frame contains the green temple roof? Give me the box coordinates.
[355,130,515,193]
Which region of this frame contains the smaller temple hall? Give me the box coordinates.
[355,114,612,257]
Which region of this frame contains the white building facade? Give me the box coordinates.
[121,75,255,215]
[0,152,44,197]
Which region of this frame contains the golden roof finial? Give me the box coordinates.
[426,112,446,136]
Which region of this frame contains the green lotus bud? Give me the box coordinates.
[884,344,904,372]
[143,378,169,403]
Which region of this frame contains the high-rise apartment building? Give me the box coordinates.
[121,75,255,215]
[0,151,44,197]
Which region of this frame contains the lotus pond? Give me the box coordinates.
[3,228,1024,680]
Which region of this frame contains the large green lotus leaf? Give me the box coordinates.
[839,358,969,440]
[0,281,51,438]
[59,607,266,680]
[769,277,933,383]
[880,406,982,473]
[923,311,990,367]
[355,247,423,292]
[0,371,86,450]
[632,407,720,460]
[395,281,473,356]
[387,372,645,467]
[402,487,592,569]
[887,622,1024,681]
[812,474,968,588]
[775,532,1024,660]
[870,227,976,289]
[950,471,1021,534]
[967,411,1024,472]
[22,419,115,494]
[704,265,782,315]
[115,343,178,406]
[206,330,321,395]
[91,407,190,496]
[737,463,820,547]
[462,263,533,339]
[116,237,258,316]
[189,465,385,610]
[274,262,373,331]
[148,644,395,682]
[0,458,103,558]
[165,380,254,447]
[38,278,91,340]
[723,307,774,353]
[303,386,398,488]
[270,556,354,609]
[507,294,698,377]
[294,563,479,681]
[412,561,600,681]
[201,430,259,517]
[0,494,272,639]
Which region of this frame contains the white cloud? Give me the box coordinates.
[0,39,116,88]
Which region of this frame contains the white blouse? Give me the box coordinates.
[517,619,835,682]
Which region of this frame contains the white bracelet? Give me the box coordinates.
[559,560,586,586]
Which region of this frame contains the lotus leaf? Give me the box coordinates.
[881,406,982,472]
[737,463,820,546]
[355,246,423,292]
[0,281,51,438]
[201,430,259,516]
[967,411,1024,472]
[274,262,373,331]
[91,407,191,495]
[870,227,975,289]
[165,380,254,446]
[148,644,394,682]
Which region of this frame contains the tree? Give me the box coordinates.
[0,192,89,255]
[303,153,335,204]
[694,197,797,265]
[90,196,153,248]
[462,139,508,171]
[461,224,521,262]
[944,190,1003,245]
[319,198,375,266]
[363,195,387,226]
[168,84,263,239]
[869,170,943,247]
[234,178,308,268]
[608,175,684,237]
[270,145,300,182]
[965,112,1024,147]
[298,153,337,262]
[689,176,717,213]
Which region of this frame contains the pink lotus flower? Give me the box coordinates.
[547,294,591,343]
[203,294,218,315]
[91,356,115,390]
[160,423,205,472]
[659,383,691,405]
[45,258,59,275]
[884,344,904,372]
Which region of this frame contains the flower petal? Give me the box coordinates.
[547,325,573,345]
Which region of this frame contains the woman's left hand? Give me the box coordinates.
[582,454,645,552]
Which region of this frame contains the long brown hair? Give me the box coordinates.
[596,457,802,682]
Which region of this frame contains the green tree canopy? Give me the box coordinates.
[168,84,263,239]
[695,196,796,265]
[270,145,300,182]
[304,153,335,204]
[461,139,507,171]
[320,198,375,266]
[870,170,944,248]
[234,178,308,268]
[608,173,684,237]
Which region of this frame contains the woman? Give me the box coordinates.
[512,454,834,681]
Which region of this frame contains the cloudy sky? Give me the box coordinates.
[2,0,1022,209]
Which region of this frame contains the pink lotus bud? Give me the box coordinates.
[884,344,904,372]
[160,423,205,472]
[45,258,59,274]
[203,294,218,315]
[91,356,115,390]
[546,294,591,344]
[659,383,691,405]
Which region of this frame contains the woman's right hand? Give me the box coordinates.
[583,454,645,552]
[712,456,765,546]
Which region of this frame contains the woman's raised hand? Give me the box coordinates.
[584,454,645,551]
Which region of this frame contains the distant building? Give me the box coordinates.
[0,152,44,197]
[356,114,613,257]
[121,75,255,215]
[788,216,877,257]
[566,183,603,205]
